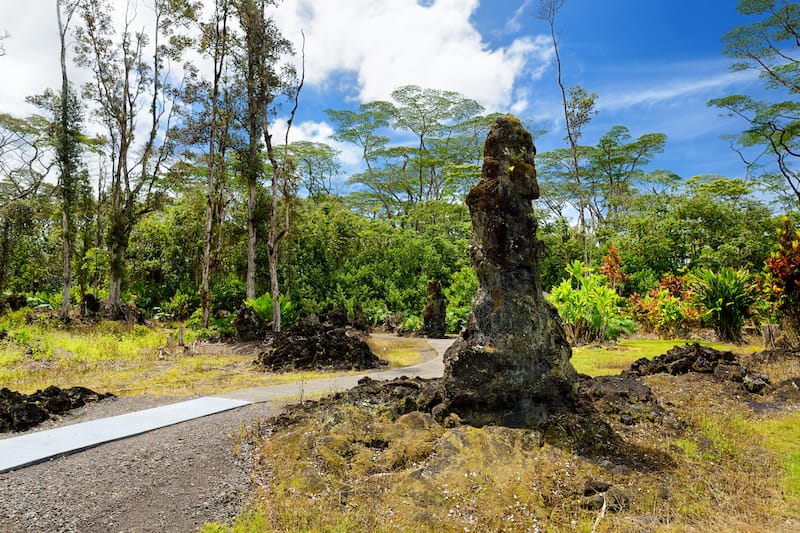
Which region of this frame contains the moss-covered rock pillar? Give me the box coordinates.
[440,115,578,427]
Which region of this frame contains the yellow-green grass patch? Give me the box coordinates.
[572,338,763,377]
[366,336,431,367]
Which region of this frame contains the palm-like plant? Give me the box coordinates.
[689,267,756,343]
[548,261,635,345]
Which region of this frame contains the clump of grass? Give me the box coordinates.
[366,336,431,367]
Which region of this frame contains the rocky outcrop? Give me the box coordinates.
[422,280,447,338]
[624,342,772,394]
[439,115,578,427]
[1,386,113,433]
[257,315,383,372]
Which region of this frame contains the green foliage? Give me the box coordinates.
[187,309,236,340]
[212,276,247,313]
[282,198,457,321]
[547,261,635,344]
[443,266,477,333]
[163,289,198,320]
[245,293,299,328]
[710,0,800,205]
[764,218,800,339]
[402,314,422,332]
[689,267,757,343]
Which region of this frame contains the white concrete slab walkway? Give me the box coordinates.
[0,336,455,473]
[0,397,250,473]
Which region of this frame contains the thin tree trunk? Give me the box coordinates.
[200,0,229,329]
[57,0,72,321]
[545,2,589,264]
[263,31,304,333]
[246,178,257,300]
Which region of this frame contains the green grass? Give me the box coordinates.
[571,337,763,377]
[0,321,432,397]
[752,412,800,501]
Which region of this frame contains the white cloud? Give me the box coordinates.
[598,69,758,112]
[270,118,362,169]
[505,0,535,34]
[272,0,550,111]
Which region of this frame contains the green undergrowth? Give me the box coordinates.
[0,318,430,397]
[751,412,800,502]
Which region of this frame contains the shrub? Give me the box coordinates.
[548,260,635,345]
[629,275,700,338]
[689,267,756,344]
[245,293,299,328]
[212,276,246,312]
[764,218,800,345]
[444,266,478,333]
[402,314,422,332]
[163,289,198,320]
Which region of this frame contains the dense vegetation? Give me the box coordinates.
[0,0,798,348]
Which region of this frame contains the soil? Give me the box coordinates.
[0,394,279,533]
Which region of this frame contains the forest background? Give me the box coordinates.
[0,0,798,346]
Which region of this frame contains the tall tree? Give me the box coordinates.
[536,0,597,262]
[388,85,484,203]
[710,0,800,205]
[586,126,666,227]
[73,0,197,315]
[56,0,83,321]
[232,0,294,302]
[288,140,341,199]
[198,0,232,328]
[263,32,302,333]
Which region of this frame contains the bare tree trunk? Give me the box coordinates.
[246,178,257,300]
[263,31,304,333]
[200,0,229,329]
[539,0,590,264]
[57,0,73,321]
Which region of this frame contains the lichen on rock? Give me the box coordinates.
[439,114,579,427]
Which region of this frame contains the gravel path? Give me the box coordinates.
[0,395,278,533]
[0,337,451,532]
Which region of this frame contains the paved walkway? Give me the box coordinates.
[0,336,455,473]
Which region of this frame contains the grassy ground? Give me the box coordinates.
[571,337,763,377]
[3,312,797,531]
[0,312,431,397]
[205,336,799,533]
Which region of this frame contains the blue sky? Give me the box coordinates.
[0,0,766,186]
[273,0,765,183]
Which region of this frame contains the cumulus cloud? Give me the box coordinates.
[272,0,551,111]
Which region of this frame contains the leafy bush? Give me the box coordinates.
[444,266,477,333]
[163,289,198,320]
[245,292,299,328]
[187,309,235,340]
[402,314,422,332]
[764,218,800,344]
[445,305,470,334]
[27,295,54,311]
[689,267,756,344]
[212,276,246,312]
[629,275,700,338]
[548,261,635,345]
